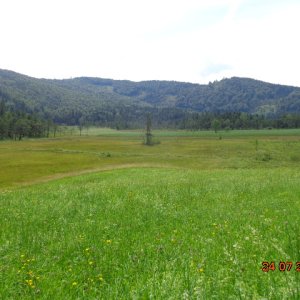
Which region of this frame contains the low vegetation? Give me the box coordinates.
[0,129,299,298]
[0,128,300,189]
[1,168,300,299]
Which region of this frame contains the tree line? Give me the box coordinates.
[101,109,300,131]
[180,112,300,131]
[60,106,300,131]
[1,100,300,141]
[0,101,48,140]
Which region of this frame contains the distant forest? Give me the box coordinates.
[0,101,47,140]
[0,69,300,139]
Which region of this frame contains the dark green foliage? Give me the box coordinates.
[0,101,46,140]
[144,114,153,145]
[1,69,300,129]
[212,118,221,133]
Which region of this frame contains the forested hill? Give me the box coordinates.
[1,68,300,128]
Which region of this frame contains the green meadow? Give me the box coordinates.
[0,129,300,299]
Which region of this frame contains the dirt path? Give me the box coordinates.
[18,163,174,188]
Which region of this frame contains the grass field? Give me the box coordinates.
[1,128,300,189]
[0,129,300,299]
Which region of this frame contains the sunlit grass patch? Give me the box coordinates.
[0,168,299,298]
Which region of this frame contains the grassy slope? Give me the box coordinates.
[0,129,300,299]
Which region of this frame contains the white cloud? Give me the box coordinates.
[0,0,300,86]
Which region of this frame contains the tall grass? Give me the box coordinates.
[0,168,299,299]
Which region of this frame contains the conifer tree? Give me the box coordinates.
[145,113,153,145]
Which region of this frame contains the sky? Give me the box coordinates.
[1,0,300,86]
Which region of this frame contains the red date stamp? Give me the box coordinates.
[262,261,300,272]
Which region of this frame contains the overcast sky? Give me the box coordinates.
[1,0,300,86]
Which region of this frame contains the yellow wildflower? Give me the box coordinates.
[25,279,34,287]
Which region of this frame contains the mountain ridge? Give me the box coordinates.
[1,68,300,127]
